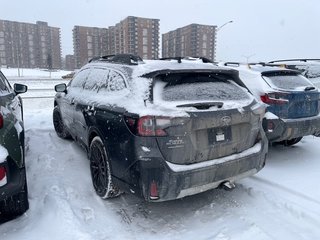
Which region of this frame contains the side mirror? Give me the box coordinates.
[55,83,67,93]
[14,83,28,94]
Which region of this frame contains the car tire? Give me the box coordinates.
[89,136,121,199]
[53,106,71,139]
[283,137,303,146]
[0,176,29,220]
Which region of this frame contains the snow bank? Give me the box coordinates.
[1,68,72,79]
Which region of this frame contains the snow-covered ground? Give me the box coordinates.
[1,78,320,239]
[1,68,72,79]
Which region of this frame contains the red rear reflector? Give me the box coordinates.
[150,181,159,200]
[0,167,6,181]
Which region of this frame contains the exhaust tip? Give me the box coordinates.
[220,181,236,191]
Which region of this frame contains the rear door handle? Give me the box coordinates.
[70,98,75,105]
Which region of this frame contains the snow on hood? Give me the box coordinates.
[0,145,8,163]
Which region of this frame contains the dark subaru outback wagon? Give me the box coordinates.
[0,71,28,219]
[53,54,268,202]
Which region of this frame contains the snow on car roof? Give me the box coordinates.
[69,59,253,117]
[87,59,228,79]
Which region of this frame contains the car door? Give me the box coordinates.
[61,68,91,137]
[0,72,23,166]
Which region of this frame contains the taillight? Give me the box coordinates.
[260,93,289,105]
[0,166,6,181]
[137,116,171,137]
[0,113,3,129]
[125,115,172,137]
[149,180,159,200]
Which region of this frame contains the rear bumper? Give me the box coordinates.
[263,114,320,142]
[138,140,268,202]
[0,158,26,202]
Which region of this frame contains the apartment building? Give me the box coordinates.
[73,16,160,68]
[0,20,62,69]
[162,24,217,61]
[73,26,108,68]
[65,54,76,71]
[109,16,160,60]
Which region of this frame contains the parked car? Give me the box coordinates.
[53,54,268,202]
[269,59,320,88]
[220,62,320,145]
[0,71,28,219]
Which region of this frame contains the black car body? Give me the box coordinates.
[53,54,268,202]
[0,71,28,219]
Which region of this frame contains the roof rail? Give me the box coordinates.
[159,56,213,64]
[223,62,241,66]
[269,59,320,63]
[89,54,144,65]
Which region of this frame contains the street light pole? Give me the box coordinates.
[217,20,233,32]
[215,20,233,62]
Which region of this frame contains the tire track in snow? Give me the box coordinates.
[249,175,320,206]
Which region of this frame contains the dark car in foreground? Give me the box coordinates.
[53,54,268,202]
[0,71,28,219]
[221,62,320,145]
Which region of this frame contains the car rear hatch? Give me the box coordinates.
[260,71,320,119]
[151,71,263,165]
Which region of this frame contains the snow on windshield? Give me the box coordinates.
[153,80,253,111]
[263,74,314,90]
[162,81,250,102]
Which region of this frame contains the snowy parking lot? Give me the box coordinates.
[1,79,320,239]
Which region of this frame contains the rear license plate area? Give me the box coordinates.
[208,127,232,144]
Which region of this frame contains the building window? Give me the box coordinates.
[143,37,148,45]
[143,46,148,54]
[143,28,148,37]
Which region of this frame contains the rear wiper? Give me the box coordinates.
[304,86,316,91]
[176,102,223,110]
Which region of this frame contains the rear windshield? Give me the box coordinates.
[156,73,250,101]
[262,73,313,90]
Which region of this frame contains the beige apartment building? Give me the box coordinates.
[65,54,76,71]
[73,16,160,68]
[162,24,217,61]
[0,20,62,69]
[73,26,108,68]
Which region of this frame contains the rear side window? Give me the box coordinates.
[262,73,313,90]
[155,73,250,102]
[83,68,127,92]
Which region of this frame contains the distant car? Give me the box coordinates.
[269,59,320,88]
[221,62,320,145]
[0,71,28,219]
[53,54,267,202]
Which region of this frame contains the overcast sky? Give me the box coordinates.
[2,0,320,62]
